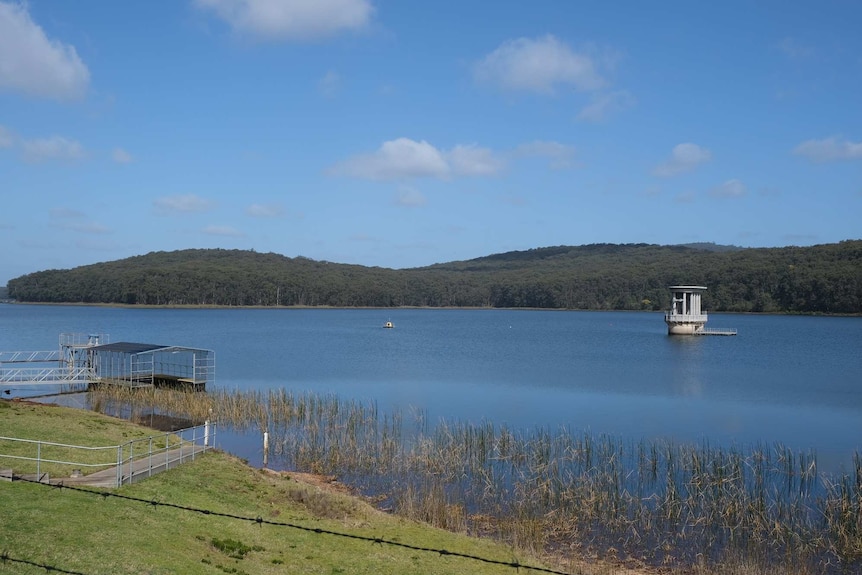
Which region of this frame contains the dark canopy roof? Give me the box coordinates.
[91,342,171,354]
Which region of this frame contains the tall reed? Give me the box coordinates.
[86,386,861,574]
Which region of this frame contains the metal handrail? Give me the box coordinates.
[0,366,96,385]
[0,350,61,363]
[0,421,216,486]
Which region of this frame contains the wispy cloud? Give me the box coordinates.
[153,194,216,215]
[674,191,697,203]
[577,90,636,122]
[775,37,814,61]
[394,186,426,207]
[246,203,285,218]
[474,34,606,94]
[202,224,245,237]
[515,140,577,169]
[194,0,373,41]
[318,70,341,97]
[0,124,14,148]
[710,179,746,198]
[0,1,90,100]
[448,144,504,177]
[653,143,711,177]
[21,136,86,163]
[793,136,862,162]
[49,207,110,234]
[112,148,133,164]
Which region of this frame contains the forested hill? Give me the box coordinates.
[6,241,862,313]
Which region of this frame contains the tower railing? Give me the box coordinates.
[664,312,708,323]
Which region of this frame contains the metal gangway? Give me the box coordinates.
[0,334,106,388]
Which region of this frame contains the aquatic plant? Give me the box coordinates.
[86,385,862,574]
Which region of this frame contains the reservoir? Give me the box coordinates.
[1,304,859,473]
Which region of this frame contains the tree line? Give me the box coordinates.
[6,241,862,314]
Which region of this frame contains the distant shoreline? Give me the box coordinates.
[2,300,859,317]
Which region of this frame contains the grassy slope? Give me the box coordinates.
[0,401,547,575]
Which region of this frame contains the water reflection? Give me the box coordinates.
[667,336,706,398]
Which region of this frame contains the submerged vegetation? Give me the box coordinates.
[7,240,862,313]
[88,386,862,574]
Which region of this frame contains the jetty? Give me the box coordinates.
[0,333,214,393]
[664,286,737,336]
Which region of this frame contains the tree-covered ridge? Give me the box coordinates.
[6,241,862,313]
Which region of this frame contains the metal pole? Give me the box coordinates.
[116,445,122,487]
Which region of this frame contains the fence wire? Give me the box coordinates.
[4,475,573,575]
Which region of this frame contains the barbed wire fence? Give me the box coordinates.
[2,475,574,575]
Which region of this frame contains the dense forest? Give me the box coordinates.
[6,241,862,314]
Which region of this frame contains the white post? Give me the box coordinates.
[204,420,210,447]
[263,431,269,467]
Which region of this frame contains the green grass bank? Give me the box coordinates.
[0,401,550,575]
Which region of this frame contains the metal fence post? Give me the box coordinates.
[116,444,122,487]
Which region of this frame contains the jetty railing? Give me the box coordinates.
[696,327,738,336]
[0,350,61,363]
[0,366,96,385]
[0,421,216,487]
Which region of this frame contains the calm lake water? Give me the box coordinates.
[1,304,860,473]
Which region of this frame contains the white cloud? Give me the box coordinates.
[653,143,711,177]
[515,140,577,169]
[447,144,504,176]
[474,35,605,94]
[711,179,746,198]
[394,186,426,207]
[792,136,862,162]
[112,147,133,164]
[334,137,585,182]
[0,124,14,148]
[202,224,245,237]
[331,138,508,181]
[577,90,636,122]
[153,194,216,214]
[21,135,85,162]
[0,1,89,100]
[194,0,373,41]
[246,203,285,217]
[330,138,450,180]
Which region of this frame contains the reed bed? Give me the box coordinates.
[87,386,862,574]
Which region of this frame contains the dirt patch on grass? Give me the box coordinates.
[262,468,354,496]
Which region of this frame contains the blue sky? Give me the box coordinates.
[1,1,860,285]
